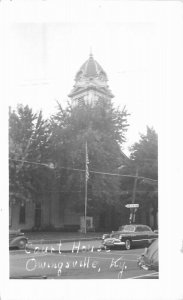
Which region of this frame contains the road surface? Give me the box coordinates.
[10,247,158,279]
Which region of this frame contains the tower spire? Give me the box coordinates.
[89,46,93,57]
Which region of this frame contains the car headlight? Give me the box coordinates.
[119,235,123,240]
[143,247,148,255]
[102,234,108,240]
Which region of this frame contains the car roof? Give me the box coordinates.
[121,224,151,228]
[135,224,150,226]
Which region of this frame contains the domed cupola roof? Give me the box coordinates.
[75,53,108,81]
[68,53,114,102]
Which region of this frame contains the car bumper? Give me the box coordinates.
[137,255,159,271]
[102,239,125,247]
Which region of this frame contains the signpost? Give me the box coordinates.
[125,203,139,224]
[125,204,139,208]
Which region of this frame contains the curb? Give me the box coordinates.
[29,237,102,245]
[26,246,103,254]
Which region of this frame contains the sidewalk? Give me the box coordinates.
[25,231,103,244]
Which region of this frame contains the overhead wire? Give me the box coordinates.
[9,158,158,182]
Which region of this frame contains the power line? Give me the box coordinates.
[42,190,158,194]
[90,170,158,182]
[9,158,84,172]
[9,158,158,182]
[10,158,49,168]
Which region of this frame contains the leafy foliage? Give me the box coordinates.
[9,105,52,204]
[130,126,158,180]
[119,126,158,220]
[49,99,129,214]
[9,101,159,229]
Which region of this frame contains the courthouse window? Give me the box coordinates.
[19,203,26,224]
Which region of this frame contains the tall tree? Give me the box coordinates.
[119,126,158,225]
[130,126,158,180]
[50,99,129,221]
[9,105,52,205]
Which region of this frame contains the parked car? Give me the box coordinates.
[102,224,158,250]
[137,238,159,271]
[9,230,28,249]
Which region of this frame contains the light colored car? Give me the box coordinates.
[9,230,28,249]
[102,224,158,250]
[137,238,159,271]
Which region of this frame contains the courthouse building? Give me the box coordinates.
[10,54,158,231]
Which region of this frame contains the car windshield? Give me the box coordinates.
[118,225,136,232]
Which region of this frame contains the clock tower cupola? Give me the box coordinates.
[68,53,114,106]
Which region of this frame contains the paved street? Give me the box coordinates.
[10,246,158,279]
[25,239,102,252]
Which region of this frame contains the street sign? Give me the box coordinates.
[125,204,139,208]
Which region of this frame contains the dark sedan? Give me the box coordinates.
[102,224,158,250]
[9,230,28,249]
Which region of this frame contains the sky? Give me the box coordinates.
[6,1,166,154]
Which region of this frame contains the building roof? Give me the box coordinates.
[68,53,114,99]
[75,53,108,80]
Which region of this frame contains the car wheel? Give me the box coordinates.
[105,246,111,251]
[18,239,27,249]
[125,239,131,250]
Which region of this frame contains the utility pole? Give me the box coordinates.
[130,166,139,224]
[84,141,89,234]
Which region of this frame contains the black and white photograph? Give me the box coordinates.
[1,0,183,299]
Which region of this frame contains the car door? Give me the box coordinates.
[145,226,157,244]
[132,226,145,247]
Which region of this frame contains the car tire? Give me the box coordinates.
[125,239,131,250]
[105,246,111,251]
[18,239,27,249]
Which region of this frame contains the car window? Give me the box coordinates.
[122,225,135,232]
[118,226,125,231]
[136,226,146,232]
[135,226,151,232]
[143,226,151,231]
[137,226,152,232]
